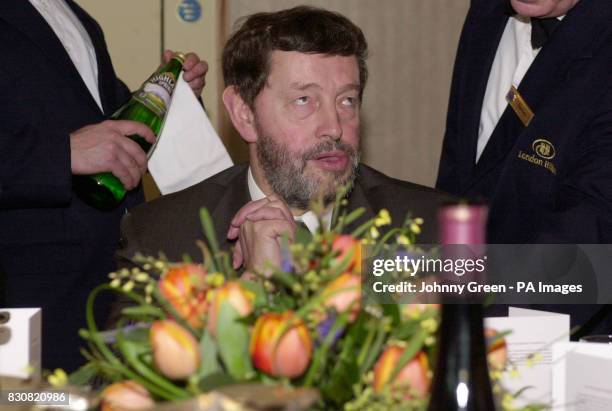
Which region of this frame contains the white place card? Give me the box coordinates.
[486,308,570,406]
[552,342,612,410]
[0,308,41,380]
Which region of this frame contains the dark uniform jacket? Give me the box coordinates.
[437,0,612,243]
[0,0,140,370]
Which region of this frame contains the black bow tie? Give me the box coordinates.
[530,17,560,49]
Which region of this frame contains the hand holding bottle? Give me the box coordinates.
[162,50,208,96]
[70,120,156,190]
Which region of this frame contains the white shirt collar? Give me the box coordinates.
[247,167,333,234]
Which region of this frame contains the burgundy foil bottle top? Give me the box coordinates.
[438,203,488,245]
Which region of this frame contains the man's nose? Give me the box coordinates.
[317,103,342,141]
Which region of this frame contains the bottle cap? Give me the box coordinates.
[438,202,488,245]
[173,52,186,64]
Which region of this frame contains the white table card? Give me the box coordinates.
[486,308,570,406]
[552,341,612,410]
[0,308,41,380]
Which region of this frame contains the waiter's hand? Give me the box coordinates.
[70,120,155,190]
[163,50,208,96]
[227,195,296,275]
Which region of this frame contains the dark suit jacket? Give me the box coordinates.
[118,164,453,263]
[437,0,612,243]
[0,1,140,370]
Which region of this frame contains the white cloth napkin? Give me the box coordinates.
[148,73,233,194]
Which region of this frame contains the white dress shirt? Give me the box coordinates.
[477,15,538,162]
[29,0,103,110]
[476,15,563,162]
[247,167,333,234]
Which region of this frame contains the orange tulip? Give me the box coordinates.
[485,328,508,370]
[373,345,430,398]
[158,264,208,329]
[100,380,154,411]
[250,312,312,378]
[331,235,362,273]
[321,273,361,321]
[151,320,200,380]
[207,281,254,337]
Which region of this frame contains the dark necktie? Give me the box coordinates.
[530,17,560,49]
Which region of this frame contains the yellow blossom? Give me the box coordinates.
[420,318,438,333]
[110,278,121,288]
[374,209,391,227]
[414,217,424,225]
[410,222,421,234]
[369,226,380,239]
[122,280,135,293]
[397,234,411,245]
[490,370,502,381]
[134,272,149,282]
[47,368,68,387]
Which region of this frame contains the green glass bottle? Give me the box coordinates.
[74,53,186,210]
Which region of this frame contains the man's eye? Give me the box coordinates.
[295,96,309,106]
[341,96,357,107]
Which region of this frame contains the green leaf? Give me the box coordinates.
[117,333,190,400]
[68,363,98,386]
[303,312,349,386]
[239,280,267,308]
[359,320,388,374]
[216,301,254,380]
[121,305,164,319]
[199,208,220,254]
[388,328,428,383]
[197,330,222,380]
[393,319,420,340]
[382,304,401,327]
[320,330,360,405]
[123,326,151,347]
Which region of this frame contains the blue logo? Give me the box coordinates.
[177,0,202,23]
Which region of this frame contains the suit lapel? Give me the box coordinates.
[210,166,250,249]
[467,0,611,190]
[0,0,103,116]
[454,0,510,192]
[65,0,117,115]
[343,173,377,235]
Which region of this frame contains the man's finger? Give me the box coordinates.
[227,198,273,239]
[232,241,244,269]
[162,49,173,64]
[110,120,156,144]
[115,136,149,173]
[246,207,294,225]
[182,52,200,71]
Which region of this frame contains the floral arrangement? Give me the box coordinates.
[59,195,543,411]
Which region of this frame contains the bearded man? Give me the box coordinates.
[118,6,451,272]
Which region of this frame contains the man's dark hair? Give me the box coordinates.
[222,6,368,108]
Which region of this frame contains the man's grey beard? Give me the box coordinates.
[256,133,360,210]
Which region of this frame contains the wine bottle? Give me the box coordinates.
[74,53,185,210]
[427,203,496,411]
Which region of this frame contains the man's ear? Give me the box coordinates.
[222,86,257,143]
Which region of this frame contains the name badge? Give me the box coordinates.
[506,86,534,127]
